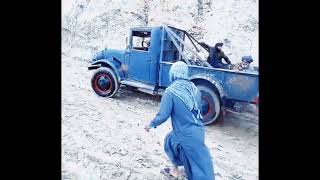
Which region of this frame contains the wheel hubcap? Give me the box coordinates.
[96,74,111,91]
[201,97,210,115]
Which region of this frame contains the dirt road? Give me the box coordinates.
[62,49,258,180]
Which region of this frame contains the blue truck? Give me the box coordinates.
[88,26,259,125]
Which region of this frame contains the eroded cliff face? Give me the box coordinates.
[62,0,258,65]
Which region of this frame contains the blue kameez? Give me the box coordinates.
[149,90,215,180]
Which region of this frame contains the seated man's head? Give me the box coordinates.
[241,60,250,69]
[215,43,223,51]
[241,56,253,69]
[143,39,150,48]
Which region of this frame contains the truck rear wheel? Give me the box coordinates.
[197,85,222,125]
[91,67,119,97]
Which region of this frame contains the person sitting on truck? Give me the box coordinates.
[233,56,255,72]
[144,61,215,180]
[199,42,232,69]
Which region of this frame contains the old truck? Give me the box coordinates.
[88,26,259,125]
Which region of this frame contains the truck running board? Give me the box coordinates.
[121,79,164,96]
[121,79,155,90]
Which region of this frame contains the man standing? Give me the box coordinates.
[199,42,232,69]
[145,61,215,180]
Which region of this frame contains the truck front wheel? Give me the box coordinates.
[197,85,222,125]
[91,67,119,97]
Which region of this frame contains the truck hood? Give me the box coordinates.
[92,48,125,63]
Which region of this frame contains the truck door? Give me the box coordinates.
[128,30,152,84]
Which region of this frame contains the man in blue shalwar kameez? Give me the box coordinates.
[145,61,215,180]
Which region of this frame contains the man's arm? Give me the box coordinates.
[199,42,210,51]
[221,51,232,64]
[148,91,173,128]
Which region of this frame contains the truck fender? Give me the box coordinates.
[190,74,225,98]
[89,58,124,82]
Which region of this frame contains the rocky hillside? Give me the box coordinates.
[62,0,258,66]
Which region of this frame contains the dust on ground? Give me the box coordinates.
[62,49,258,180]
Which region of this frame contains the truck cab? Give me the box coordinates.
[125,27,161,86]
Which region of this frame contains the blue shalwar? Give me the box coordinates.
[149,89,215,180]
